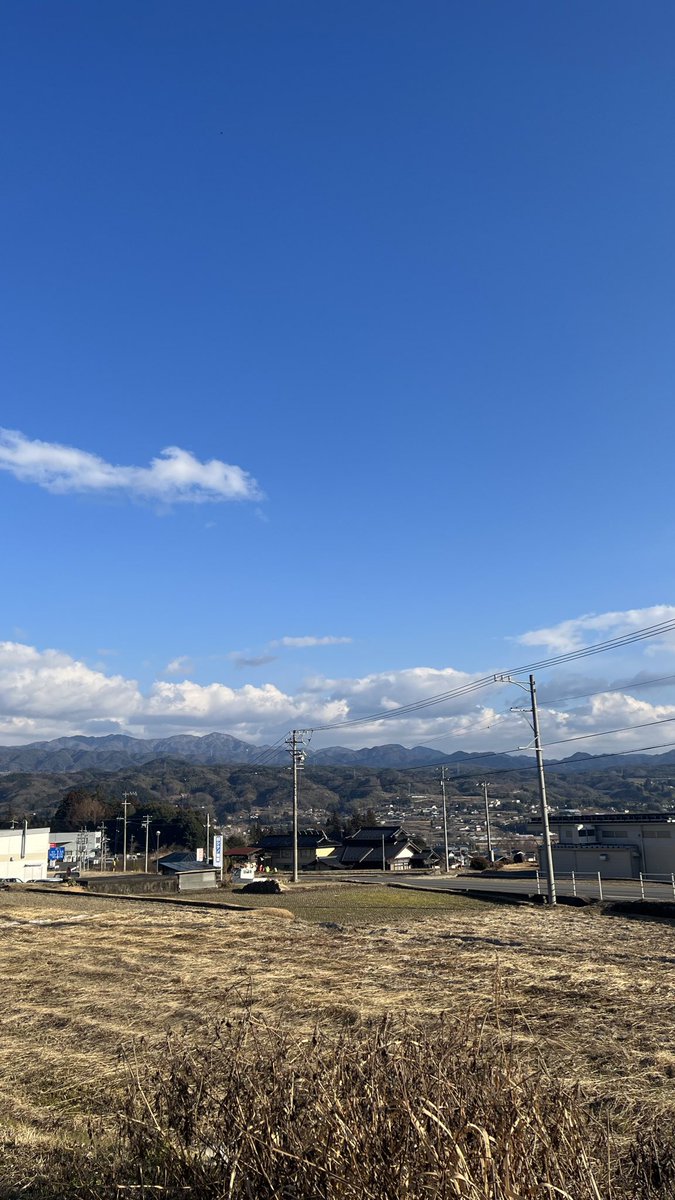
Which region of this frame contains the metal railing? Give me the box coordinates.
[535,869,675,901]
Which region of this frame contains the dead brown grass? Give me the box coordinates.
[0,886,674,1195]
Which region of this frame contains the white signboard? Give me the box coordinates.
[196,847,204,862]
[213,834,223,868]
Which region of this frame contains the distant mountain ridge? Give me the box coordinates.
[1,731,675,774]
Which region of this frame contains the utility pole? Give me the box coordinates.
[440,766,450,872]
[494,672,557,905]
[285,730,310,883]
[381,832,386,872]
[481,781,494,863]
[205,812,210,864]
[100,822,107,872]
[156,829,161,872]
[142,815,150,873]
[529,674,556,905]
[122,791,136,874]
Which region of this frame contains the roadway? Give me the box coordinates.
[387,873,675,904]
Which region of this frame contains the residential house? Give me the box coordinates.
[335,825,422,871]
[258,829,340,871]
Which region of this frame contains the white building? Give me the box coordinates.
[0,825,50,882]
[50,830,101,868]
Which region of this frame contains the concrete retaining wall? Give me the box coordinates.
[84,874,178,895]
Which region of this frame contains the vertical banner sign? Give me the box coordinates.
[213,835,223,868]
[196,847,204,862]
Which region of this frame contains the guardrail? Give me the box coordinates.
[533,870,675,901]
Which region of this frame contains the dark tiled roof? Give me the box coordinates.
[346,825,408,844]
[260,831,339,850]
[339,840,414,865]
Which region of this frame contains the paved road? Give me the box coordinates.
[391,873,675,904]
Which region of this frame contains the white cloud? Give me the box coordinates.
[0,429,262,504]
[516,606,675,654]
[164,656,194,677]
[273,635,353,648]
[0,642,142,729]
[3,620,675,755]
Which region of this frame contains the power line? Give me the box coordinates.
[310,617,675,733]
[316,713,675,779]
[542,712,675,749]
[537,670,675,707]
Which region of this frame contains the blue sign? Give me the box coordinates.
[48,847,66,861]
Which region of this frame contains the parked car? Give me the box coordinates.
[1,877,24,885]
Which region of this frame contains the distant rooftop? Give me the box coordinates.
[532,812,675,825]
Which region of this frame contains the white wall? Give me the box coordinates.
[0,827,50,881]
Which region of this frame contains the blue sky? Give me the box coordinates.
[2,1,675,750]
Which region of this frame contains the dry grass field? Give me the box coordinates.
[1,883,674,1196]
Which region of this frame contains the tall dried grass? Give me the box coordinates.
[17,1009,675,1200]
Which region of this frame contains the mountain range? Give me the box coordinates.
[0,731,674,774]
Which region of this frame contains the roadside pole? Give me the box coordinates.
[142,815,150,874]
[529,675,556,906]
[481,781,494,863]
[286,730,310,883]
[440,766,450,872]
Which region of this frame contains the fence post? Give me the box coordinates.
[597,871,603,901]
[639,872,645,900]
[571,871,576,898]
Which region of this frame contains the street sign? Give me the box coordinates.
[48,847,66,861]
[213,835,223,867]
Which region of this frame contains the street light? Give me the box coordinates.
[495,672,556,905]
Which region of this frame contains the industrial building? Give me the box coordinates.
[528,812,675,878]
[0,825,50,882]
[49,830,101,869]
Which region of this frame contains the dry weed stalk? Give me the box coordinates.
[15,1008,673,1200]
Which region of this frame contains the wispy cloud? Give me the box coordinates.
[0,429,262,504]
[230,653,278,669]
[272,635,353,648]
[516,606,675,654]
[164,656,194,676]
